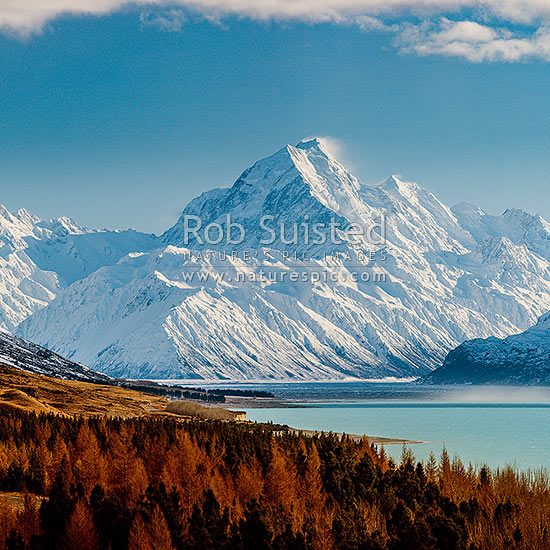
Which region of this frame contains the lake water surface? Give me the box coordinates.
[244,401,550,471]
[168,380,550,470]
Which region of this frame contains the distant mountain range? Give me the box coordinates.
[4,138,550,380]
[0,205,158,331]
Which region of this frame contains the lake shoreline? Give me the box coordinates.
[284,428,427,445]
[218,398,427,445]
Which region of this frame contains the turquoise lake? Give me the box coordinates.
[169,380,550,470]
[243,401,550,471]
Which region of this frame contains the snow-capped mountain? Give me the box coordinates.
[0,329,110,382]
[0,205,159,331]
[423,312,550,385]
[15,138,550,380]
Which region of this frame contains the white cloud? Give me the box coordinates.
[0,1,126,35]
[314,136,346,159]
[3,0,550,62]
[396,19,550,61]
[435,20,502,43]
[353,15,398,33]
[5,1,550,27]
[140,9,186,31]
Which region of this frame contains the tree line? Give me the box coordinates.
[0,411,548,549]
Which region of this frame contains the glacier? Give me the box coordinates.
[10,137,550,380]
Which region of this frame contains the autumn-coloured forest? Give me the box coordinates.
[0,411,549,550]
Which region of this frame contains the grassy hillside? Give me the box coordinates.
[0,366,246,422]
[0,365,167,418]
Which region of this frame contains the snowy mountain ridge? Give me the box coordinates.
[422,310,550,385]
[0,205,159,331]
[0,329,110,382]
[10,138,550,380]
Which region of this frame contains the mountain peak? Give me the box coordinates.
[376,175,421,200]
[294,137,339,160]
[295,137,325,151]
[380,175,401,189]
[163,138,364,249]
[0,204,14,222]
[502,207,524,218]
[15,208,41,225]
[0,205,39,226]
[36,216,87,237]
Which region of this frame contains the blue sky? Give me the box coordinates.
[1,3,550,233]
